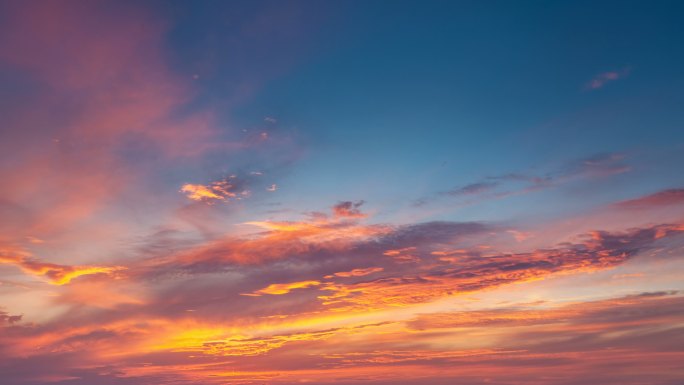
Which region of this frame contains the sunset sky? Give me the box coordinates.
[1,1,684,384]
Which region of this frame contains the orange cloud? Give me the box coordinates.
[0,253,125,285]
[1,218,682,385]
[244,280,322,296]
[328,267,384,278]
[154,213,390,266]
[116,292,684,385]
[180,184,227,201]
[313,224,684,313]
[194,328,337,356]
[383,247,419,263]
[181,176,250,203]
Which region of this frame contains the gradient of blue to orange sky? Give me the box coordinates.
[1,1,684,384]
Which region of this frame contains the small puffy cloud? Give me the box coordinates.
[332,200,366,218]
[180,184,226,201]
[180,176,250,203]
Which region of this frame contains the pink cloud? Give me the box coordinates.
[614,188,684,209]
[585,67,631,90]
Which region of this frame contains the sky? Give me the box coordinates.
[1,1,683,384]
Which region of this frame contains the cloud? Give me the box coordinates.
[443,182,499,197]
[381,221,490,245]
[0,252,125,285]
[408,291,682,330]
[507,229,532,242]
[585,67,631,90]
[0,214,682,385]
[614,188,684,209]
[0,3,675,379]
[137,211,684,317]
[150,219,390,269]
[314,223,684,312]
[293,292,682,385]
[426,152,631,206]
[147,217,490,274]
[180,176,250,203]
[383,247,420,263]
[0,310,22,325]
[327,267,384,278]
[180,184,226,201]
[100,292,684,384]
[0,0,248,264]
[559,152,631,178]
[332,200,367,218]
[243,280,322,296]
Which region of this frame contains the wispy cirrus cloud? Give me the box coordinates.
[614,188,684,209]
[422,152,631,206]
[408,290,683,330]
[0,252,125,285]
[585,67,631,90]
[443,182,499,197]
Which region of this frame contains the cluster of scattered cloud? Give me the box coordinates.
[0,176,683,385]
[0,1,681,384]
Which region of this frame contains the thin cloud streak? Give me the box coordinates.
[585,67,631,90]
